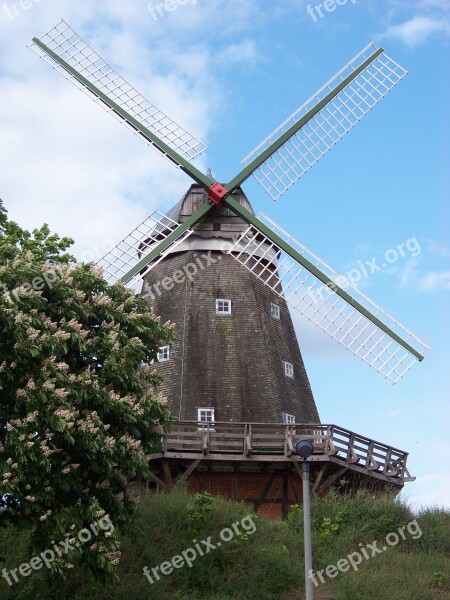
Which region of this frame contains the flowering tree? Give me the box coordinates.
[0,208,175,581]
[0,199,6,226]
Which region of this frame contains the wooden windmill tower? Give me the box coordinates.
[140,183,319,426]
[30,21,428,518]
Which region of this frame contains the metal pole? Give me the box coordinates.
[302,461,314,600]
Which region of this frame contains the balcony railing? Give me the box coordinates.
[161,421,414,482]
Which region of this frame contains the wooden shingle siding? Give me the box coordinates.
[141,186,320,425]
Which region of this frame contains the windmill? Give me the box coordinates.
[30,21,428,517]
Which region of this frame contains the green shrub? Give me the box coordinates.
[0,487,448,600]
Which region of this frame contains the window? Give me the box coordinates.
[157,345,170,362]
[270,302,280,320]
[284,361,294,378]
[216,299,231,315]
[198,408,215,427]
[282,412,296,425]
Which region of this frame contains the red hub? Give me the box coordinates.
[208,182,229,206]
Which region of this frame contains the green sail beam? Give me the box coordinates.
[32,38,213,189]
[226,48,384,191]
[223,195,424,361]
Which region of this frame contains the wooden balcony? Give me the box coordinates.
[147,421,414,493]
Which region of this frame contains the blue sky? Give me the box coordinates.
[0,0,448,509]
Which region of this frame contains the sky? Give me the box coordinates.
[0,0,449,510]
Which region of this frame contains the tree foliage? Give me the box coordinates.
[0,213,175,580]
[0,199,7,228]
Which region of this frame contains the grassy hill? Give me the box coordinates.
[0,486,449,599]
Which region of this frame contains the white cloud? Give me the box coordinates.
[420,0,450,9]
[426,238,450,258]
[0,1,268,260]
[402,474,450,511]
[122,0,264,42]
[376,408,402,418]
[385,252,450,293]
[397,258,420,288]
[381,15,450,47]
[291,310,348,361]
[417,271,450,292]
[0,59,202,258]
[216,40,261,68]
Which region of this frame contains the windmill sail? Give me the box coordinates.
[29,20,208,161]
[97,208,195,287]
[28,19,427,383]
[227,213,428,383]
[240,43,407,200]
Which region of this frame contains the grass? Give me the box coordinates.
[0,486,448,599]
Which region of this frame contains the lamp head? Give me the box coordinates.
[295,439,314,459]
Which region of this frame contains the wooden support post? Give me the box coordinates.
[326,425,338,455]
[383,448,397,477]
[162,460,173,489]
[232,477,238,500]
[193,472,206,492]
[292,460,304,480]
[202,429,209,455]
[284,426,294,456]
[282,475,289,520]
[289,474,300,503]
[244,424,253,456]
[366,442,380,471]
[176,459,201,485]
[254,474,276,512]
[312,464,327,495]
[147,470,167,491]
[347,433,359,463]
[315,467,348,495]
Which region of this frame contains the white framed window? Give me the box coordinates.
[284,361,294,379]
[270,302,280,320]
[282,412,296,425]
[198,408,215,427]
[216,299,231,315]
[157,345,170,362]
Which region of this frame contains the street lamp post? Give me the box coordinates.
[296,439,314,600]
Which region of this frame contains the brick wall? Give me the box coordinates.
[186,471,303,520]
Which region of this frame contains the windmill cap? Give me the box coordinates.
[169,184,255,224]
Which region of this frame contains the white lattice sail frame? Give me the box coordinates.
[29,20,208,161]
[97,210,194,288]
[228,214,428,383]
[241,43,407,200]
